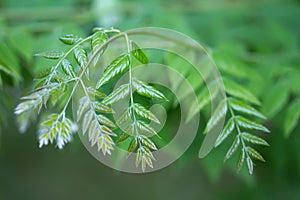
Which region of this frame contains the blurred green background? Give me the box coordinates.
[0,0,300,199]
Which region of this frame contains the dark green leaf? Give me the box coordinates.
[93,102,113,113]
[97,114,115,128]
[237,149,245,172]
[128,138,137,152]
[246,156,253,175]
[116,133,130,143]
[284,98,300,137]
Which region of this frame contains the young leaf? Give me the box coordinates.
[139,135,157,150]
[225,136,240,161]
[96,54,130,88]
[246,147,265,162]
[61,59,76,78]
[205,99,228,133]
[228,98,266,119]
[133,103,160,124]
[116,109,131,126]
[237,149,245,172]
[35,51,64,60]
[235,116,270,133]
[246,156,254,174]
[91,31,108,52]
[136,120,158,137]
[86,87,106,99]
[215,117,235,147]
[82,110,94,134]
[59,34,81,45]
[132,79,167,100]
[131,41,148,64]
[77,96,90,121]
[74,46,88,68]
[241,132,269,146]
[93,102,113,113]
[97,114,116,128]
[102,84,129,105]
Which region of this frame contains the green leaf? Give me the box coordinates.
[223,78,260,105]
[86,87,106,99]
[139,135,157,150]
[215,117,235,147]
[82,110,94,134]
[74,46,88,68]
[35,51,64,60]
[136,120,158,137]
[97,114,116,129]
[284,98,300,137]
[61,59,76,78]
[133,103,160,124]
[246,147,265,162]
[116,109,131,125]
[35,68,52,79]
[93,102,113,113]
[91,31,108,52]
[128,138,137,152]
[235,116,270,133]
[224,136,240,161]
[115,133,130,143]
[131,41,148,64]
[205,99,228,133]
[96,54,130,88]
[262,81,289,118]
[132,79,167,100]
[246,156,254,175]
[228,98,266,119]
[102,84,129,105]
[77,96,90,121]
[241,132,269,146]
[237,149,245,172]
[59,34,81,45]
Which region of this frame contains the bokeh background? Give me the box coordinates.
[0,0,300,199]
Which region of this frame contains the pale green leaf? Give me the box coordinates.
[246,146,265,162]
[241,132,269,146]
[205,99,228,133]
[82,110,93,134]
[91,31,108,52]
[59,34,81,45]
[237,149,245,172]
[225,136,240,161]
[116,133,130,143]
[136,120,158,137]
[61,59,76,78]
[246,156,254,175]
[102,84,129,105]
[139,135,157,150]
[77,96,90,121]
[132,79,167,100]
[96,54,130,88]
[93,102,113,113]
[35,51,64,60]
[228,98,266,119]
[74,46,88,68]
[97,114,116,128]
[235,116,270,133]
[133,103,160,124]
[128,138,137,152]
[215,117,235,147]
